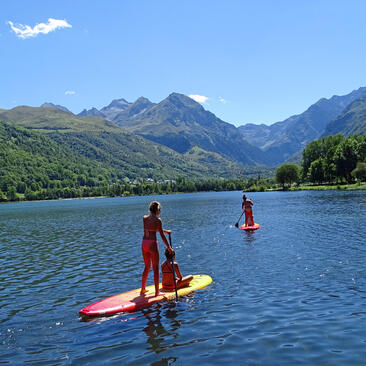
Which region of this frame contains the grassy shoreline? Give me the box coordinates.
[295,183,366,191]
[2,182,366,204]
[268,183,366,191]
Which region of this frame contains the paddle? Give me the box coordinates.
[235,211,245,228]
[168,233,179,301]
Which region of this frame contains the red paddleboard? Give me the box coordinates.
[240,223,260,230]
[79,274,212,317]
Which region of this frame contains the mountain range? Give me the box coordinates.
[238,87,366,165]
[74,88,366,167]
[1,87,366,184]
[0,105,258,181]
[75,93,267,166]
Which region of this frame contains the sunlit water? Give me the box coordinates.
[1,190,366,365]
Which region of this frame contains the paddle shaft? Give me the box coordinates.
[168,233,179,301]
[235,211,245,227]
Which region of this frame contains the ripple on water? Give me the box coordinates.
[1,192,366,365]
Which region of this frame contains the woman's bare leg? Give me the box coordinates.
[141,251,151,295]
[249,212,254,226]
[151,248,164,296]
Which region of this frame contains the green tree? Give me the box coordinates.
[24,188,36,200]
[0,189,7,202]
[16,181,27,194]
[352,162,366,182]
[6,186,18,201]
[276,163,300,188]
[302,139,323,178]
[309,158,325,183]
[302,134,343,182]
[333,138,359,183]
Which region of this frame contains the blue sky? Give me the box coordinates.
[1,0,366,126]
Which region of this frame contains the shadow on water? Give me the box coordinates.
[141,303,181,354]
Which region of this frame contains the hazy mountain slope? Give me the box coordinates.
[238,87,366,165]
[113,93,269,166]
[322,92,366,137]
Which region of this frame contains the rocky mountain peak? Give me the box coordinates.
[41,102,72,114]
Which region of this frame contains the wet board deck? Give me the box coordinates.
[79,274,212,317]
[240,223,260,230]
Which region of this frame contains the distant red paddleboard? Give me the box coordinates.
[240,223,260,230]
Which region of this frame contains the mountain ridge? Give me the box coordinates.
[322,90,366,136]
[112,92,269,166]
[77,98,132,120]
[238,87,366,165]
[3,87,366,176]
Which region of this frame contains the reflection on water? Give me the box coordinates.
[1,190,366,365]
[242,229,258,244]
[142,304,181,354]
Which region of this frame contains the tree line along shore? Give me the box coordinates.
[1,134,366,203]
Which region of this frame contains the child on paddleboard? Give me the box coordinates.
[141,201,173,297]
[242,194,254,227]
[161,249,193,291]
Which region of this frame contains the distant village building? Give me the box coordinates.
[129,179,176,185]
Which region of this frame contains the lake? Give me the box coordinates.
[1,190,366,365]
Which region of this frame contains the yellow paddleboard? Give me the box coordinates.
[79,274,212,317]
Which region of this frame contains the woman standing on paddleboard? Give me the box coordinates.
[141,201,173,297]
[242,194,254,227]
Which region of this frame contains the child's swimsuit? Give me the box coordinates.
[161,262,177,290]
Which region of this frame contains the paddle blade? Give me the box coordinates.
[235,222,239,228]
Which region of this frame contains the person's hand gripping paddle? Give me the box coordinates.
[168,233,178,301]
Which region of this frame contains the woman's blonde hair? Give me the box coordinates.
[149,201,161,214]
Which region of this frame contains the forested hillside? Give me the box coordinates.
[0,121,115,201]
[0,117,273,201]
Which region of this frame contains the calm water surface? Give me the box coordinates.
[1,190,366,365]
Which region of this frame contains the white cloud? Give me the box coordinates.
[218,96,227,104]
[8,18,72,39]
[189,94,208,103]
[65,90,76,95]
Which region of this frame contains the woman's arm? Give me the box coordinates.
[158,219,172,250]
